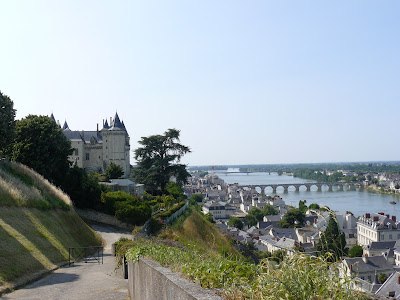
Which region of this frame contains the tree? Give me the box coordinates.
[132,128,191,194]
[378,273,388,284]
[262,205,278,216]
[299,200,307,213]
[0,91,16,156]
[11,115,72,186]
[316,214,347,261]
[166,181,185,200]
[191,193,204,203]
[278,208,305,228]
[245,214,258,227]
[348,245,363,258]
[105,162,124,180]
[308,203,320,210]
[228,217,243,230]
[248,207,264,222]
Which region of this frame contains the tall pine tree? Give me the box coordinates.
[316,214,347,261]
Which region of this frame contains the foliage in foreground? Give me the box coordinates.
[126,239,368,299]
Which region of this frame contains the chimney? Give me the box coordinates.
[362,254,368,263]
[350,264,353,272]
[386,214,390,219]
[393,216,397,222]
[379,212,385,216]
[97,123,99,134]
[314,218,317,224]
[366,213,371,218]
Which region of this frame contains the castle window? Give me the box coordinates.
[86,153,90,160]
[74,149,78,155]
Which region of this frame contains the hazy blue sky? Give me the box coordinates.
[1,1,399,166]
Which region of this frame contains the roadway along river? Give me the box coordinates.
[214,171,399,218]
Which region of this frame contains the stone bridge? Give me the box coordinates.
[239,182,364,195]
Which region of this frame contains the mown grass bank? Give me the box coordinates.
[0,160,101,292]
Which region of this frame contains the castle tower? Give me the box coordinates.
[101,112,130,177]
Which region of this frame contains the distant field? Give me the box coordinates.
[0,160,101,292]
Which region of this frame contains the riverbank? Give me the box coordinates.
[367,185,400,196]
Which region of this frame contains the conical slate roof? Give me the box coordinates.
[103,119,110,129]
[62,120,70,131]
[109,112,125,130]
[50,113,55,121]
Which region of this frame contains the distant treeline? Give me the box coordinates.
[190,162,400,177]
[293,169,365,182]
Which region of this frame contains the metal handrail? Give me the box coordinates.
[68,246,103,266]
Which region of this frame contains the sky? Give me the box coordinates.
[1,1,399,166]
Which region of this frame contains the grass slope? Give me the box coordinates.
[161,207,239,256]
[0,160,101,291]
[125,208,369,299]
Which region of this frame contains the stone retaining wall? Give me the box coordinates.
[128,258,222,300]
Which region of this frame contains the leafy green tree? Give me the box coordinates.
[228,217,243,230]
[348,245,363,258]
[316,214,347,261]
[105,162,124,180]
[191,193,204,203]
[299,200,307,213]
[262,205,278,216]
[278,208,305,228]
[166,181,185,200]
[62,166,109,208]
[11,115,72,186]
[198,171,208,178]
[132,128,191,194]
[378,273,388,284]
[0,91,16,157]
[308,203,320,210]
[245,214,258,227]
[248,207,264,221]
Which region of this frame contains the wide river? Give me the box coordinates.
[214,170,400,218]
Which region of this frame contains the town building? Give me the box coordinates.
[51,112,131,178]
[357,213,400,246]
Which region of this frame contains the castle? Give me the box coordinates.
[51,112,130,178]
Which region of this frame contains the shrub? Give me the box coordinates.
[157,201,186,219]
[101,191,134,214]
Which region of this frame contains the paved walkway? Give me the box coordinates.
[1,224,131,300]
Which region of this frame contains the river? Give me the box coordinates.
[214,170,399,218]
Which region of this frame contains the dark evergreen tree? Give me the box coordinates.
[316,214,347,261]
[132,128,191,194]
[0,91,16,156]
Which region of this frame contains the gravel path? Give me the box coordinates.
[1,224,132,300]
